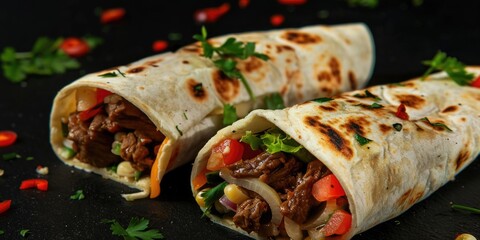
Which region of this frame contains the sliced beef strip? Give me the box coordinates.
[233,197,271,233]
[119,131,155,171]
[280,160,324,224]
[67,113,120,167]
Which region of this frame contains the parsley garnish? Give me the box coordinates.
[26,156,34,161]
[451,204,480,214]
[175,125,183,136]
[193,26,269,101]
[422,51,474,86]
[70,190,85,200]
[107,164,118,173]
[183,112,188,120]
[354,133,372,146]
[201,182,228,216]
[347,0,378,8]
[134,171,142,181]
[312,97,333,103]
[98,69,126,78]
[19,229,29,238]
[420,117,453,132]
[353,90,381,101]
[2,152,21,160]
[0,230,4,235]
[393,123,403,131]
[368,103,383,109]
[264,93,286,110]
[223,104,238,126]
[205,171,223,185]
[102,217,164,240]
[240,131,263,150]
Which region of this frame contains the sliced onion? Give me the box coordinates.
[76,88,97,111]
[220,168,282,225]
[284,217,304,240]
[219,195,237,212]
[302,199,337,230]
[308,227,326,240]
[63,139,74,149]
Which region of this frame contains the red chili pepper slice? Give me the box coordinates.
[278,0,307,5]
[0,200,12,214]
[152,40,169,52]
[59,37,90,58]
[100,8,126,24]
[270,14,285,26]
[323,209,352,236]
[19,179,49,191]
[239,0,250,8]
[0,130,17,147]
[78,105,103,121]
[395,103,409,120]
[96,88,112,104]
[194,3,231,23]
[471,75,480,88]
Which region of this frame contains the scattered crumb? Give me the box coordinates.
[0,168,4,176]
[36,165,49,175]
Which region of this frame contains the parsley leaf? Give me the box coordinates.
[102,217,164,240]
[193,26,269,101]
[223,104,238,126]
[19,229,29,238]
[0,230,4,235]
[347,0,378,8]
[98,69,126,78]
[420,117,453,132]
[312,97,333,103]
[451,204,480,214]
[70,190,85,200]
[264,93,286,110]
[2,152,21,160]
[393,123,403,131]
[354,133,372,146]
[422,51,474,86]
[353,90,381,101]
[369,103,384,109]
[201,182,228,216]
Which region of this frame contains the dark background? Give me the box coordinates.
[1,0,479,239]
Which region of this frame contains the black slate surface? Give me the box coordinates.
[1,0,479,239]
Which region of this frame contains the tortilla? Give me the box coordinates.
[50,23,374,200]
[191,67,480,239]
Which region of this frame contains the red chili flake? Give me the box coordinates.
[152,40,169,52]
[0,130,17,147]
[395,103,409,120]
[270,14,285,26]
[59,37,90,58]
[239,0,250,8]
[471,75,480,88]
[19,179,48,191]
[100,8,126,24]
[278,0,307,5]
[0,200,12,214]
[194,3,231,24]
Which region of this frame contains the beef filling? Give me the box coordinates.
[233,197,271,233]
[67,93,164,171]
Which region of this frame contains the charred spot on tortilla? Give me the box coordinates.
[304,116,353,159]
[182,60,190,64]
[320,87,333,95]
[282,31,322,44]
[379,124,393,134]
[181,46,202,54]
[329,57,341,84]
[348,71,357,90]
[441,105,458,113]
[127,67,145,74]
[238,57,264,77]
[212,70,240,102]
[396,189,412,208]
[187,79,207,102]
[145,58,164,67]
[317,71,332,82]
[138,86,145,90]
[318,101,339,112]
[396,94,425,109]
[408,189,425,205]
[341,117,370,136]
[455,148,470,171]
[276,45,294,53]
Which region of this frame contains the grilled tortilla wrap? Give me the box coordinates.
[191,67,480,239]
[50,23,374,200]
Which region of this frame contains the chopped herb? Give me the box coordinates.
[0,229,3,235]
[312,97,333,103]
[111,141,121,155]
[193,26,269,101]
[347,0,378,8]
[264,93,285,110]
[223,104,237,126]
[175,125,183,136]
[102,217,164,240]
[193,83,203,92]
[369,103,384,109]
[393,123,403,131]
[240,131,263,150]
[206,171,223,185]
[20,229,29,237]
[201,181,228,216]
[353,90,381,101]
[107,164,118,173]
[134,171,142,181]
[83,35,104,49]
[26,156,34,161]
[420,117,453,132]
[70,190,85,200]
[451,204,480,214]
[183,112,188,120]
[168,32,183,41]
[354,133,372,146]
[2,152,21,160]
[98,69,126,78]
[422,51,474,86]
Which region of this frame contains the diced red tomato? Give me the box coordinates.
[270,14,285,26]
[278,0,307,5]
[471,76,480,88]
[206,152,225,171]
[395,103,409,120]
[0,200,12,214]
[241,142,262,159]
[78,105,103,121]
[193,169,208,190]
[323,209,352,236]
[239,0,250,8]
[96,89,112,104]
[207,139,244,170]
[0,130,17,147]
[19,179,49,191]
[194,3,230,23]
[100,8,126,24]
[312,174,346,202]
[59,37,90,58]
[152,40,169,52]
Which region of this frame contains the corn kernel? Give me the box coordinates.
[195,188,210,208]
[224,184,249,204]
[456,234,477,240]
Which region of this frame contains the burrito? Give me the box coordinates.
[50,23,374,200]
[190,68,480,239]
